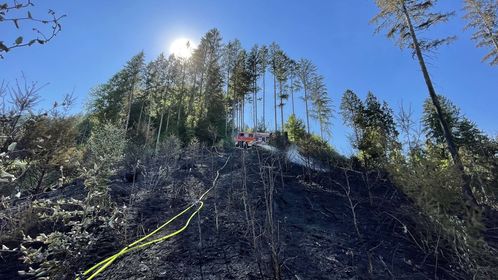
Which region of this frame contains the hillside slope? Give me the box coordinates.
[93,148,452,279]
[1,147,462,279]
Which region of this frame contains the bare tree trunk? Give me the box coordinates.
[125,86,134,131]
[177,61,187,133]
[273,74,277,132]
[263,71,266,129]
[402,2,479,208]
[279,81,284,132]
[226,71,230,137]
[136,100,145,136]
[304,86,310,134]
[145,115,151,143]
[165,107,171,137]
[290,77,295,116]
[156,110,165,153]
[254,80,257,132]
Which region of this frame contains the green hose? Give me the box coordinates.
[77,155,231,280]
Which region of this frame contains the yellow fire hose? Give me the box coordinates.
[77,155,231,280]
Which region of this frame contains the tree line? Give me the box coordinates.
[85,29,333,151]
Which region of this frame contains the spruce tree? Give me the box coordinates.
[371,0,479,207]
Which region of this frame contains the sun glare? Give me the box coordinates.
[169,38,193,58]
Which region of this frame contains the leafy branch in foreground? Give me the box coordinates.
[0,0,65,58]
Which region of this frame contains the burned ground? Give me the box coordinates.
[1,147,465,279]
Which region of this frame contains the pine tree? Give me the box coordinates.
[371,0,479,207]
[146,54,180,152]
[288,59,300,116]
[222,39,242,135]
[340,89,364,148]
[122,52,145,132]
[309,74,332,139]
[230,50,251,130]
[340,90,398,167]
[259,45,269,129]
[89,52,144,128]
[269,42,281,131]
[296,58,318,134]
[247,45,261,132]
[272,50,290,131]
[184,29,223,140]
[464,0,498,65]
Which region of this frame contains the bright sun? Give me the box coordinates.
[169,38,193,58]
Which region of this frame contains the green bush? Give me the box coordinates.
[299,135,346,167]
[83,123,127,207]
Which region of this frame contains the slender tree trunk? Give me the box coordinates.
[304,86,310,134]
[156,110,165,153]
[279,81,284,131]
[177,62,187,133]
[273,74,277,132]
[125,84,135,131]
[318,108,324,139]
[145,115,151,143]
[254,82,257,132]
[136,99,145,136]
[225,71,230,137]
[240,100,243,130]
[232,76,237,132]
[195,69,206,122]
[402,2,479,208]
[263,71,266,129]
[290,77,295,115]
[165,107,171,137]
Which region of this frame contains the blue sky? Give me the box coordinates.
[1,0,496,154]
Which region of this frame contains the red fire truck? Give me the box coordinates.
[234,132,272,148]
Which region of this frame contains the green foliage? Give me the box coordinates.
[16,116,80,193]
[83,123,126,207]
[340,90,399,168]
[285,115,344,166]
[423,96,498,205]
[388,144,497,278]
[18,198,125,279]
[284,114,306,143]
[89,52,145,128]
[299,134,344,166]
